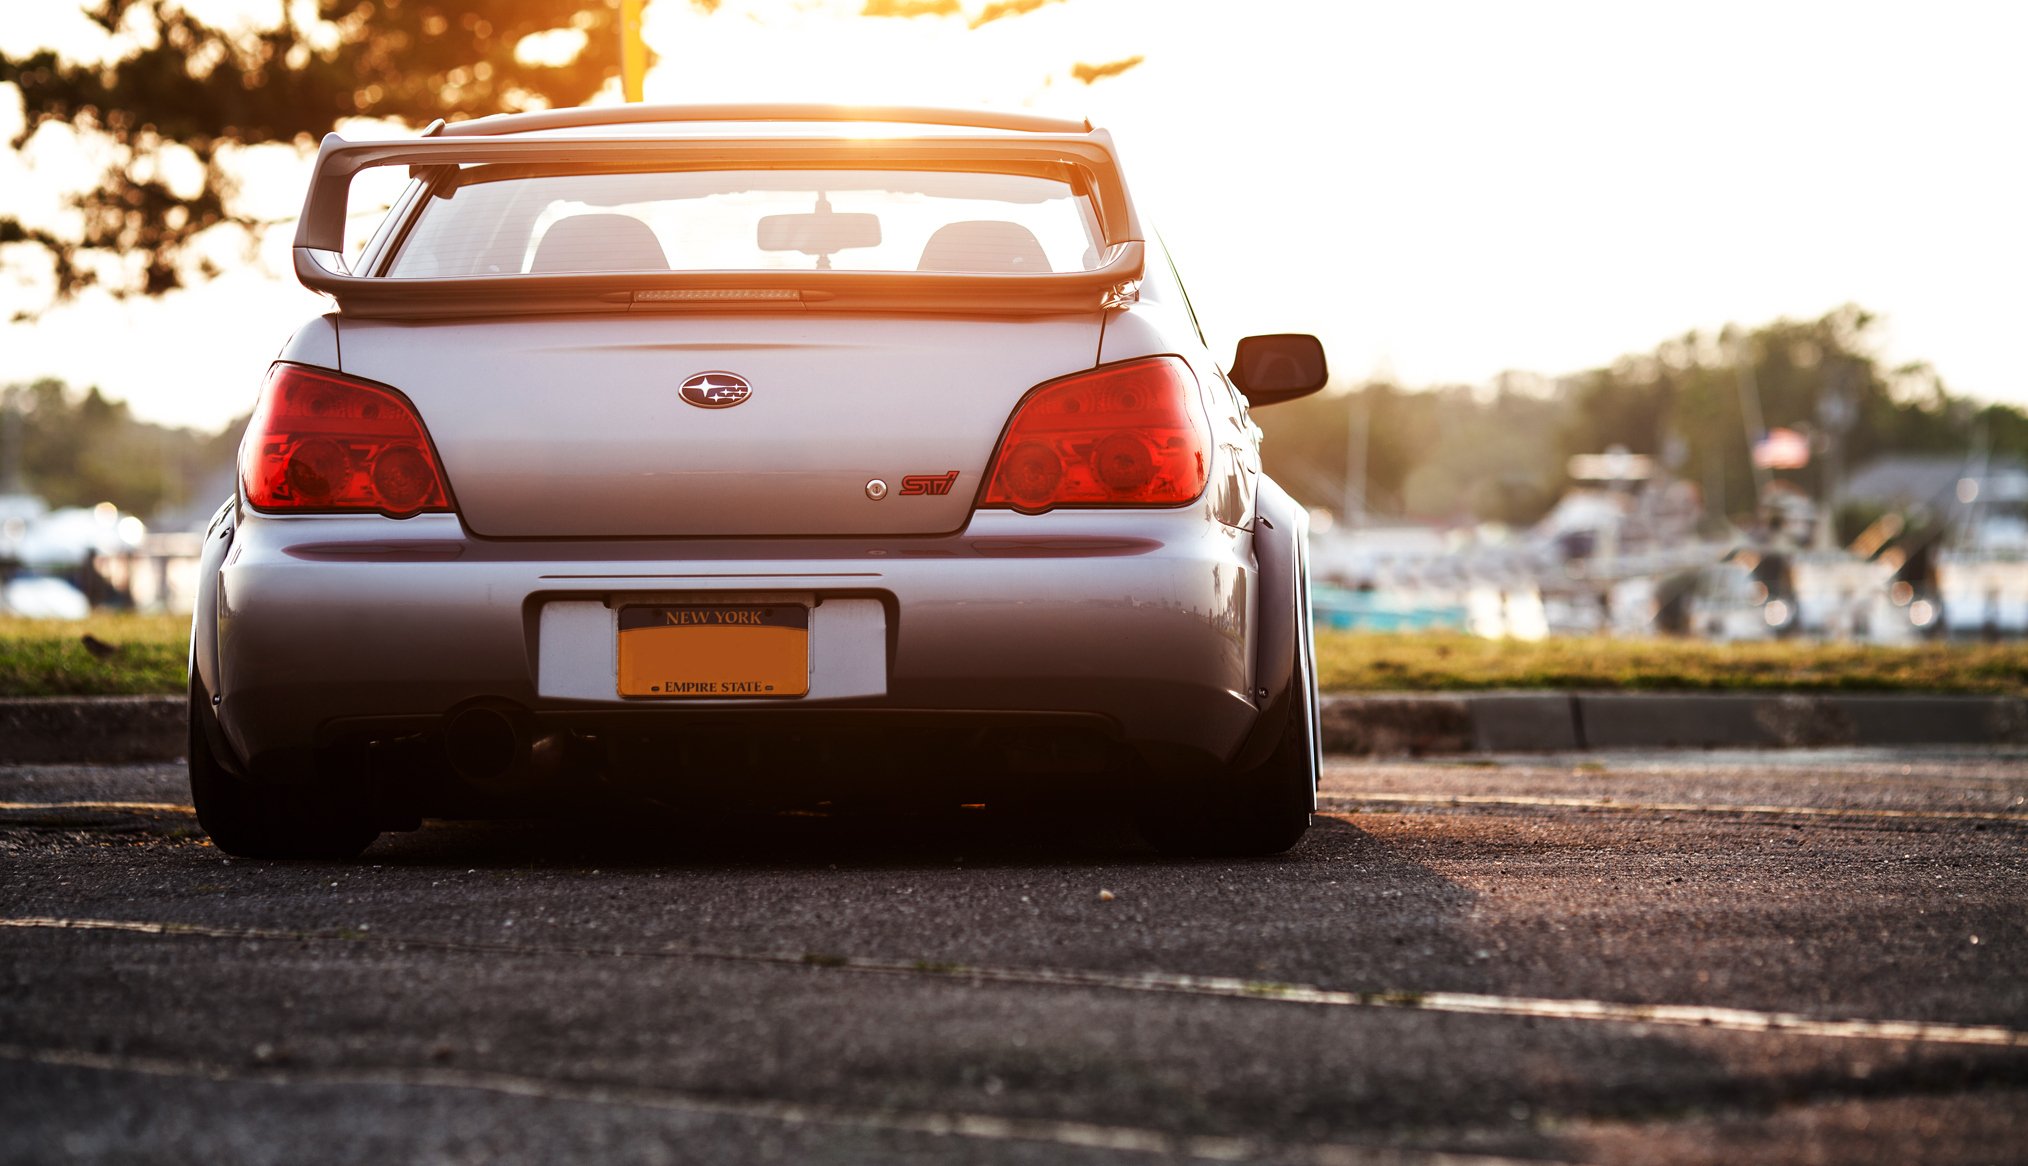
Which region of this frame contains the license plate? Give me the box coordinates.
[616,604,809,698]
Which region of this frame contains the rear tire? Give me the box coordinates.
[189,681,378,860]
[1138,603,1318,858]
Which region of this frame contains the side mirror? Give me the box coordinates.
[1230,334,1327,406]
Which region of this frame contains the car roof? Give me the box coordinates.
[433,104,1094,141]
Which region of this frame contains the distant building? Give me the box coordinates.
[1844,454,2028,510]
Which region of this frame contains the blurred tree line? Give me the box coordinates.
[10,306,2023,532]
[0,379,241,521]
[1259,305,2028,532]
[19,306,2028,535]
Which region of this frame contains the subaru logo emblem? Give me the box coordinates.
[679,371,752,409]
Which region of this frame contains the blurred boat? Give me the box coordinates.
[1311,582,1468,633]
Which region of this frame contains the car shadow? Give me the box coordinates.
[355,804,1495,988]
[364,799,1198,872]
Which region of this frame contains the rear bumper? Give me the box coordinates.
[207,509,1261,776]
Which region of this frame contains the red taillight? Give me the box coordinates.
[981,356,1210,513]
[240,364,452,516]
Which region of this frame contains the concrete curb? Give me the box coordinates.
[1322,691,2028,755]
[0,696,185,765]
[3,692,2026,765]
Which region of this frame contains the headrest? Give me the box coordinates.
[530,214,668,273]
[917,220,1051,273]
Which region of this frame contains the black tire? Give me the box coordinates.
[1138,602,1319,858]
[189,681,378,860]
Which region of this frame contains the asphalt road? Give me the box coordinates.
[2,748,2024,1165]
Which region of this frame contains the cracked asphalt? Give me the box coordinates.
[1,747,2024,1164]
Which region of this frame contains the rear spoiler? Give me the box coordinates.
[433,103,1096,137]
[291,131,1146,319]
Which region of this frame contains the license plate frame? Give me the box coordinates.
[616,603,810,699]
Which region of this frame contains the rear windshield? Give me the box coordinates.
[383,167,1103,278]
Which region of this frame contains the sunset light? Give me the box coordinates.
[2,8,2027,1162]
[1,1,2023,431]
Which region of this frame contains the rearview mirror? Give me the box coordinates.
[1230,334,1327,406]
[757,210,881,256]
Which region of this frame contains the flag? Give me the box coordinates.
[1752,427,1810,470]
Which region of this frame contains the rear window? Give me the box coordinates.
[384,168,1103,278]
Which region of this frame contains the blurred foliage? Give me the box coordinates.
[1258,376,1572,526]
[1,0,658,304]
[1554,304,2025,524]
[1314,630,2028,694]
[1258,305,2028,529]
[2,378,239,521]
[2,0,1095,310]
[0,612,187,695]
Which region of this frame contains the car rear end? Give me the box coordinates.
[194,107,1272,833]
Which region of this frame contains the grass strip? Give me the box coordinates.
[1,618,2024,697]
[0,614,188,697]
[1316,631,2028,694]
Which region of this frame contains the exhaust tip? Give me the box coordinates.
[444,705,524,782]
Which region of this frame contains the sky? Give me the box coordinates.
[1,0,2024,432]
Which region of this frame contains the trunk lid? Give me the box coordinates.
[336,314,1100,537]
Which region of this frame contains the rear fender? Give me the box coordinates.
[189,497,234,713]
[1228,478,1309,772]
[188,498,245,777]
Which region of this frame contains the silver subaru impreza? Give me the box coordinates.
[189,104,1328,859]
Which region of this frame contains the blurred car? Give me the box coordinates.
[189,104,1328,858]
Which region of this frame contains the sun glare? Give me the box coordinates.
[0,0,2023,431]
[636,0,1133,115]
[514,27,591,69]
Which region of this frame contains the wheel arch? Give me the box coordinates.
[1228,477,1313,773]
[189,496,239,773]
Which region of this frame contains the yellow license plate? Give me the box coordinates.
[616,604,809,698]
